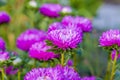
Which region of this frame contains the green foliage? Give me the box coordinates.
[70,0,102,17]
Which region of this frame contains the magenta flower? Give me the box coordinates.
[47,29,82,49]
[29,41,58,61]
[5,66,18,75]
[0,11,10,24]
[24,65,81,80]
[0,37,6,51]
[82,76,96,80]
[39,3,62,17]
[111,50,120,60]
[99,30,120,47]
[62,16,92,32]
[0,51,9,62]
[16,29,46,51]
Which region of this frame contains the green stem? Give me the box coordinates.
[61,53,64,66]
[18,70,21,80]
[1,68,4,80]
[104,54,111,80]
[110,51,118,80]
[64,53,71,65]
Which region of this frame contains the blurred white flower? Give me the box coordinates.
[13,57,22,65]
[29,0,37,8]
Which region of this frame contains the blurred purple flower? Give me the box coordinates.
[62,16,92,32]
[111,50,120,60]
[61,6,72,14]
[5,66,18,75]
[0,51,9,62]
[99,29,120,47]
[24,65,81,80]
[67,59,73,66]
[82,76,96,80]
[47,29,82,49]
[39,3,62,17]
[29,41,58,61]
[16,29,46,51]
[0,11,10,24]
[0,37,6,51]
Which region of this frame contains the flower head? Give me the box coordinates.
[0,51,9,62]
[29,41,58,61]
[0,11,10,24]
[47,29,82,49]
[0,37,6,51]
[24,65,81,80]
[39,3,62,17]
[16,29,46,51]
[62,16,92,32]
[99,30,120,47]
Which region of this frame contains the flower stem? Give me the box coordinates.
[110,51,118,80]
[1,68,4,80]
[104,54,111,80]
[18,70,21,80]
[61,53,64,66]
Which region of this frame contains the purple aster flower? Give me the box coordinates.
[111,50,120,60]
[39,3,62,17]
[29,41,58,61]
[99,30,120,47]
[0,37,6,51]
[24,65,81,80]
[0,11,10,24]
[5,66,18,75]
[82,76,96,80]
[62,16,92,32]
[47,29,82,49]
[0,51,9,62]
[61,6,72,14]
[16,29,46,51]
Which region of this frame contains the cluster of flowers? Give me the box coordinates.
[0,3,94,80]
[16,15,94,79]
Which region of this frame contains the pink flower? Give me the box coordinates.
[29,41,58,61]
[24,65,81,80]
[47,29,82,49]
[99,29,120,47]
[16,29,46,51]
[39,3,62,17]
[62,16,92,32]
[0,11,10,24]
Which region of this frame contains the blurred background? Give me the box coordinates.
[0,0,120,79]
